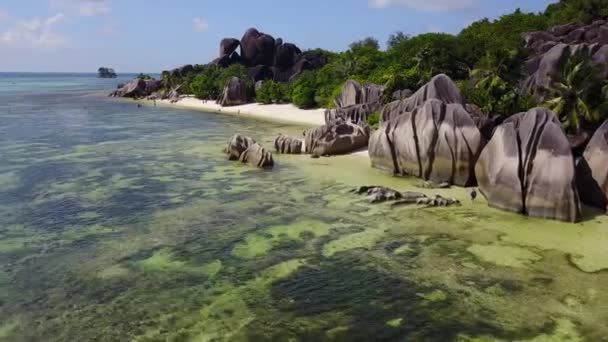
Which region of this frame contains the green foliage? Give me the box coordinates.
[541,49,608,133]
[545,0,608,25]
[387,31,409,49]
[290,71,318,109]
[349,37,380,51]
[136,73,153,80]
[189,64,252,100]
[457,10,547,69]
[256,81,289,104]
[367,111,380,129]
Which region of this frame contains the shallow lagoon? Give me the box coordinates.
[0,74,607,341]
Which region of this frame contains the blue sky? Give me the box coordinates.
[0,0,554,72]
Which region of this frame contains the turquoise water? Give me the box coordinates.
[1,73,607,342]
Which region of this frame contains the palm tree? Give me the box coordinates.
[542,49,608,133]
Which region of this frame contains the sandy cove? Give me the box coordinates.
[153,96,326,127]
[144,96,370,158]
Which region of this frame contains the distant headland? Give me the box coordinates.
[98,67,117,78]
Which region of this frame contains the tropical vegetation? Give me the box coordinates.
[157,0,608,130]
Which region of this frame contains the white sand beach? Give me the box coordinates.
[153,96,327,127]
[147,96,370,158]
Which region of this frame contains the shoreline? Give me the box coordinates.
[146,96,327,127]
[137,96,371,158]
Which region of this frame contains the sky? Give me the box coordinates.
[0,0,555,73]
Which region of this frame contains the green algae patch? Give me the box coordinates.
[0,171,19,191]
[201,260,222,278]
[386,318,403,328]
[394,244,415,255]
[193,290,255,342]
[98,264,130,279]
[417,289,447,302]
[322,227,386,257]
[467,243,542,269]
[0,318,20,339]
[457,318,582,342]
[136,249,218,276]
[232,220,335,259]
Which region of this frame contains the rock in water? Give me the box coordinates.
[475,108,582,222]
[304,122,369,157]
[577,120,608,211]
[98,67,117,78]
[274,135,303,154]
[217,77,249,106]
[239,143,274,168]
[225,134,256,160]
[224,135,274,168]
[351,186,460,207]
[369,97,482,187]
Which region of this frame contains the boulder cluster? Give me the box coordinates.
[363,73,608,222]
[369,75,483,187]
[324,80,385,126]
[224,134,274,168]
[213,28,328,83]
[109,79,162,98]
[522,20,608,97]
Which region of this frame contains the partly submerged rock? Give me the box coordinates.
[475,108,582,222]
[225,135,273,168]
[351,186,460,207]
[217,77,249,107]
[274,134,303,154]
[225,134,256,160]
[369,98,482,187]
[576,120,608,212]
[304,122,370,157]
[239,143,274,168]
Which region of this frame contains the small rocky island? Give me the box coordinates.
[98,67,117,78]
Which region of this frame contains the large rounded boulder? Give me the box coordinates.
[240,28,276,67]
[369,99,482,186]
[217,77,249,107]
[220,38,240,57]
[576,120,608,212]
[274,42,301,70]
[225,134,256,160]
[304,123,369,157]
[475,108,582,222]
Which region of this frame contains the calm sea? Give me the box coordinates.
[0,72,606,342]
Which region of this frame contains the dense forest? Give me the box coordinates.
[160,0,608,134]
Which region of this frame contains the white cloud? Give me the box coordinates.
[0,13,68,49]
[193,17,208,32]
[50,0,111,17]
[369,0,475,12]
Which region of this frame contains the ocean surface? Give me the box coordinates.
[0,73,607,342]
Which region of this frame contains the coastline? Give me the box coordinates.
[148,96,327,127]
[138,96,372,158]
